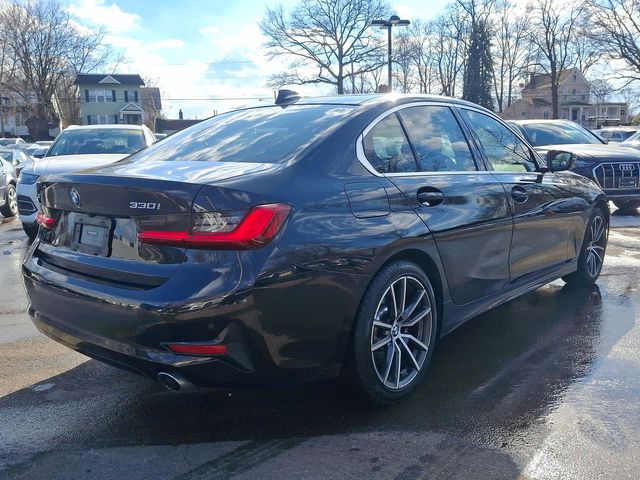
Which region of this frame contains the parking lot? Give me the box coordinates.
[0,211,638,479]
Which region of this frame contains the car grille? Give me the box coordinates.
[17,195,37,215]
[593,162,640,190]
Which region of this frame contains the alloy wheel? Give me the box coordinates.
[8,187,17,215]
[586,215,606,278]
[370,275,433,390]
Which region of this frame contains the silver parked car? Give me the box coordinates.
[0,153,18,218]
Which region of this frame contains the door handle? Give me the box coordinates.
[511,186,529,203]
[417,189,445,207]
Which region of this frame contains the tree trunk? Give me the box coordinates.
[551,74,559,119]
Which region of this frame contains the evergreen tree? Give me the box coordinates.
[462,19,495,110]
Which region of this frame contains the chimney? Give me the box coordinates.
[179,109,183,120]
[529,72,535,88]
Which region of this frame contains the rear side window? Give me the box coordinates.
[399,106,476,172]
[129,105,354,164]
[363,114,415,173]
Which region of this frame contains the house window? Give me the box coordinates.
[543,111,549,119]
[521,111,527,117]
[86,89,114,102]
[572,89,576,95]
[621,108,626,116]
[124,90,139,103]
[88,114,111,125]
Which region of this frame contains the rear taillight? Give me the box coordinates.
[138,203,291,250]
[36,211,57,229]
[166,343,228,356]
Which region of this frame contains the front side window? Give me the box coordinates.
[363,114,415,173]
[460,109,536,172]
[399,106,476,172]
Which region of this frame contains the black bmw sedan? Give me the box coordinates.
[510,119,640,214]
[23,94,608,404]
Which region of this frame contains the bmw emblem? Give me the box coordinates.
[69,187,81,207]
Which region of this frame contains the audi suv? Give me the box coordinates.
[510,119,640,214]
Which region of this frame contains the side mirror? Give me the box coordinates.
[12,158,20,167]
[546,150,576,172]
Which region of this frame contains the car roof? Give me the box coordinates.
[595,126,639,131]
[64,124,147,131]
[512,119,579,126]
[277,93,493,112]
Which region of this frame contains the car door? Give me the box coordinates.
[360,104,513,305]
[458,108,578,283]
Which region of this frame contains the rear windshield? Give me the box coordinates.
[128,105,354,164]
[46,128,146,157]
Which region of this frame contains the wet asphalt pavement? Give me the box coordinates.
[0,211,639,479]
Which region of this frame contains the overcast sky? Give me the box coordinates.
[67,0,450,120]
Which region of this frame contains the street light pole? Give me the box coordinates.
[370,15,410,92]
[387,25,392,91]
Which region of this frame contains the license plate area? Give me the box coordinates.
[619,177,638,189]
[70,214,112,256]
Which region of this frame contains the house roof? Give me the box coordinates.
[120,102,144,112]
[523,69,583,90]
[155,118,203,132]
[531,98,552,107]
[141,87,162,111]
[74,74,145,86]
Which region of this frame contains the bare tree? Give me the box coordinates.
[587,0,640,83]
[620,85,640,118]
[260,0,390,94]
[139,76,164,131]
[492,1,534,112]
[0,0,116,139]
[393,29,417,93]
[431,4,469,97]
[406,21,437,94]
[528,0,585,118]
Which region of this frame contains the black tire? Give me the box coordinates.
[613,200,640,214]
[0,184,18,218]
[345,260,438,405]
[22,222,38,241]
[563,207,608,287]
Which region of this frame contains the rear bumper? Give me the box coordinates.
[29,308,260,387]
[22,244,368,387]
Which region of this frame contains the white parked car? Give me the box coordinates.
[18,124,155,239]
[621,130,640,151]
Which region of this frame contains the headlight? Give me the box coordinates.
[574,158,593,168]
[18,172,40,185]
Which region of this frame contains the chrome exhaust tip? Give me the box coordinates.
[157,372,191,392]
